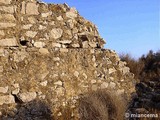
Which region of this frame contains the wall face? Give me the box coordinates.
[0,0,135,119]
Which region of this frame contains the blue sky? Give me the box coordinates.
[43,0,160,58]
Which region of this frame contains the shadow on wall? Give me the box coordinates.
[0,100,54,120]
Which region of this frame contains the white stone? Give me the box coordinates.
[39,48,49,54]
[34,42,45,48]
[82,41,89,48]
[53,57,60,61]
[122,67,130,74]
[0,86,8,93]
[52,43,61,47]
[91,80,96,84]
[58,40,72,44]
[89,42,97,48]
[66,8,77,19]
[0,38,17,47]
[54,81,63,86]
[40,81,48,86]
[0,0,12,4]
[18,92,37,102]
[0,6,15,13]
[41,11,52,17]
[25,31,37,38]
[74,71,79,77]
[21,1,26,14]
[0,23,16,28]
[22,24,32,29]
[0,30,5,36]
[100,82,109,89]
[109,68,116,74]
[39,25,46,30]
[71,43,80,48]
[56,15,63,21]
[12,88,20,95]
[50,28,63,39]
[0,95,15,105]
[109,82,116,89]
[26,3,39,15]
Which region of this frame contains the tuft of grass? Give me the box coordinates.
[78,90,127,120]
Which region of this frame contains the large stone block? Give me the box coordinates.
[0,14,16,21]
[50,28,63,39]
[0,95,15,105]
[26,2,39,15]
[66,8,77,19]
[0,0,12,4]
[0,6,15,13]
[0,38,18,47]
[0,22,16,28]
[18,92,37,102]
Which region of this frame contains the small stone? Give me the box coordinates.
[0,23,16,28]
[25,31,37,38]
[21,1,26,14]
[91,80,96,84]
[0,86,8,93]
[22,24,32,29]
[18,92,37,102]
[41,11,52,17]
[0,48,4,56]
[54,81,63,86]
[0,14,16,21]
[12,88,20,95]
[74,71,79,77]
[28,17,37,23]
[52,43,61,47]
[0,30,5,36]
[82,41,89,48]
[50,28,63,39]
[57,16,63,21]
[0,66,3,73]
[92,85,98,91]
[109,68,116,74]
[66,8,77,19]
[122,67,130,74]
[60,48,68,53]
[100,82,109,89]
[0,95,15,105]
[53,57,60,61]
[58,40,72,44]
[39,48,49,54]
[0,0,12,4]
[26,2,39,15]
[71,43,80,48]
[116,89,125,95]
[0,38,17,47]
[0,6,15,13]
[40,81,48,86]
[89,42,97,48]
[39,25,46,30]
[34,42,45,48]
[109,82,116,89]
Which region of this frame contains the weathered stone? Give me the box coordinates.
[109,68,116,74]
[58,40,72,44]
[122,67,130,74]
[100,82,109,89]
[57,16,63,21]
[91,80,96,84]
[0,38,18,47]
[109,82,116,89]
[82,41,89,48]
[74,71,79,77]
[28,17,37,23]
[0,14,16,21]
[26,3,39,15]
[0,6,15,13]
[0,48,4,56]
[41,11,52,17]
[12,83,20,95]
[54,81,63,86]
[39,25,46,30]
[66,8,77,19]
[0,30,5,36]
[22,24,32,29]
[116,89,125,95]
[25,31,37,38]
[40,81,48,86]
[0,23,16,28]
[0,0,12,4]
[0,86,8,93]
[0,66,3,73]
[71,43,80,48]
[21,1,26,14]
[18,92,37,102]
[39,48,49,54]
[34,42,45,48]
[60,48,68,52]
[0,95,15,105]
[50,28,63,39]
[52,43,61,47]
[89,42,97,48]
[53,57,60,61]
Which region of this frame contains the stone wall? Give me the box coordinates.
[0,0,135,119]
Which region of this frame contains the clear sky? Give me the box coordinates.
[43,0,160,58]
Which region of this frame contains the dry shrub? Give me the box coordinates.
[78,90,127,120]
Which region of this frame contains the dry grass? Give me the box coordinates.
[78,90,127,120]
